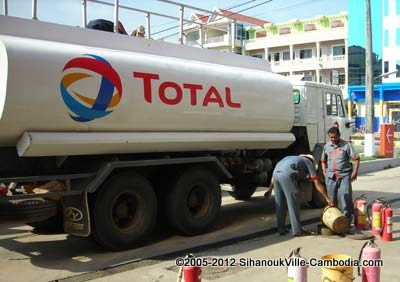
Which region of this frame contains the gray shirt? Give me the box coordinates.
[273,156,318,181]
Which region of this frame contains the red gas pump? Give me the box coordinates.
[381,204,393,242]
[358,239,381,282]
[369,198,385,236]
[354,194,368,230]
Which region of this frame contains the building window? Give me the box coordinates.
[397,60,400,77]
[186,31,199,41]
[384,30,389,47]
[279,27,291,35]
[339,73,345,85]
[293,51,296,60]
[268,54,271,62]
[385,0,389,16]
[397,0,400,15]
[397,28,400,45]
[333,45,345,56]
[304,24,316,32]
[236,24,249,40]
[274,52,280,61]
[283,51,290,61]
[251,54,263,59]
[299,49,312,59]
[331,20,344,28]
[384,61,389,73]
[256,31,266,38]
[320,47,322,57]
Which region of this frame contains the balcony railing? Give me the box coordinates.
[205,35,225,43]
[333,55,345,61]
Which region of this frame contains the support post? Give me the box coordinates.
[364,0,375,156]
[82,0,87,28]
[179,5,184,44]
[32,0,38,20]
[113,0,119,33]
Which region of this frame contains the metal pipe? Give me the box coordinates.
[87,0,203,26]
[179,5,184,44]
[199,25,204,48]
[82,0,87,27]
[113,0,119,33]
[32,0,37,20]
[2,0,8,15]
[231,20,236,53]
[158,0,226,19]
[146,12,151,39]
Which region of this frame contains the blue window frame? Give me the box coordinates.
[384,30,389,47]
[397,28,400,45]
[385,0,389,16]
[397,0,400,15]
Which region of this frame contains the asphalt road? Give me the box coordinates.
[0,167,399,282]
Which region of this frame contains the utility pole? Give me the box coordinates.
[364,0,375,156]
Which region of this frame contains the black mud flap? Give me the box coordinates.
[61,192,90,237]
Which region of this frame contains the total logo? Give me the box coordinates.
[60,55,241,122]
[60,54,122,122]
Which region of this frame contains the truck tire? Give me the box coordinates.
[228,181,257,200]
[91,172,157,251]
[166,167,221,235]
[309,158,327,208]
[0,198,57,223]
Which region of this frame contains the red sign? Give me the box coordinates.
[379,124,394,158]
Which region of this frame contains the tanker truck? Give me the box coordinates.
[0,15,352,251]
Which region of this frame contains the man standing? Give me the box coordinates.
[265,154,333,236]
[321,127,360,224]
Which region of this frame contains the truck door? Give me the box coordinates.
[324,91,351,141]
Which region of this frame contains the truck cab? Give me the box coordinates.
[292,81,353,149]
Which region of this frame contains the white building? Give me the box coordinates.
[382,0,400,82]
[183,9,268,53]
[244,12,348,96]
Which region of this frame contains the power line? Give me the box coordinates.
[251,0,317,18]
[151,0,260,34]
[154,0,272,38]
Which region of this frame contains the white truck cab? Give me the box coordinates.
[292,81,353,149]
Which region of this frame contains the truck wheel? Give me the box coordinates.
[228,181,257,200]
[91,172,157,251]
[0,199,57,223]
[309,159,327,208]
[166,167,221,235]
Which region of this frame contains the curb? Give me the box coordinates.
[358,157,400,175]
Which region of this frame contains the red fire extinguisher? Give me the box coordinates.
[354,194,368,230]
[358,239,381,282]
[368,198,385,236]
[287,247,307,282]
[381,204,393,242]
[177,254,201,282]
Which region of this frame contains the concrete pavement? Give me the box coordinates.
[91,166,400,282]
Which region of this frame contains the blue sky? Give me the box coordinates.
[1,0,346,40]
[348,0,382,58]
